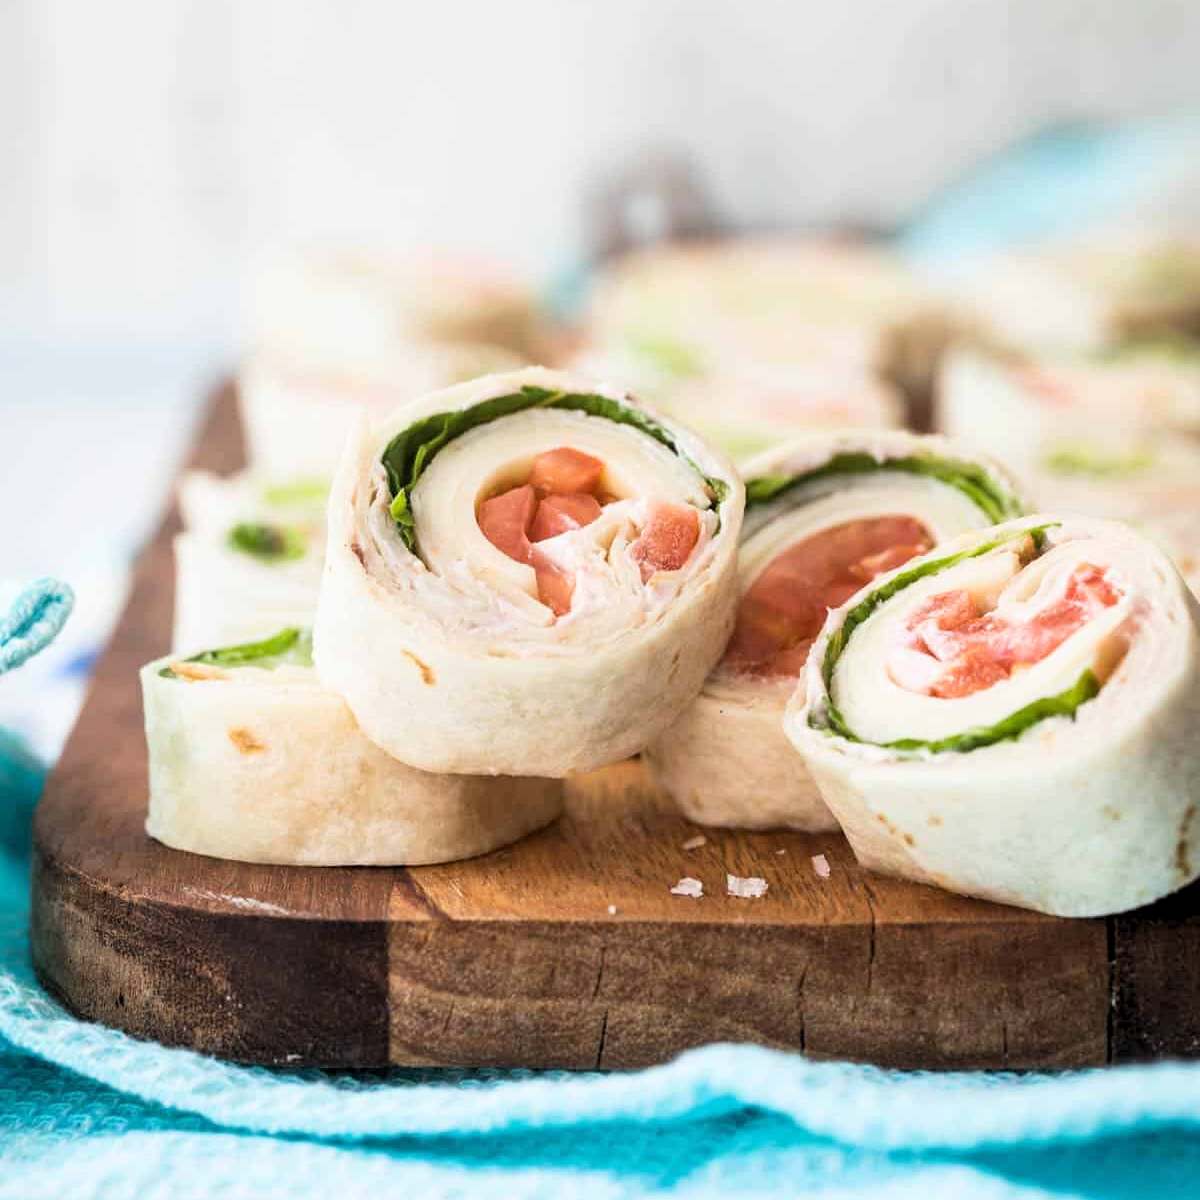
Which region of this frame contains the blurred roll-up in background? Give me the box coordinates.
[3,0,1200,757]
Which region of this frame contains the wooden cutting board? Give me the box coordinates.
[29,385,1200,1071]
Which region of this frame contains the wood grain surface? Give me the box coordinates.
[29,384,1200,1070]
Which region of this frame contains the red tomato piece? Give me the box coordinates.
[532,549,575,616]
[928,646,1010,698]
[631,504,700,582]
[528,447,605,496]
[897,562,1122,697]
[529,493,602,542]
[723,516,933,678]
[849,543,928,582]
[478,485,536,564]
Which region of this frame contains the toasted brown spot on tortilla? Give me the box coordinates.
[902,833,915,847]
[875,811,899,838]
[927,815,942,827]
[402,650,436,686]
[228,727,267,755]
[350,541,366,568]
[1176,803,1196,879]
[172,662,230,682]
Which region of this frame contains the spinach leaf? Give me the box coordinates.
[821,668,1099,754]
[382,385,728,553]
[228,522,308,562]
[746,451,1024,524]
[160,627,312,677]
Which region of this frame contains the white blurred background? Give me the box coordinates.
[4,0,1200,344]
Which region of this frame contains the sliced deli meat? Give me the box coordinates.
[643,430,1026,831]
[141,629,562,865]
[313,367,743,776]
[786,515,1200,917]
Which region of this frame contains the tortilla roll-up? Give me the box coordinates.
[314,367,744,777]
[240,343,524,481]
[785,515,1200,917]
[645,431,1026,830]
[587,237,950,393]
[960,230,1200,354]
[570,340,904,462]
[938,342,1200,477]
[143,629,563,865]
[938,346,1200,594]
[172,471,328,653]
[249,247,546,368]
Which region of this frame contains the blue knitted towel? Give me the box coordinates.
[2,576,1200,1197]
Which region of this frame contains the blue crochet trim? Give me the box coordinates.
[0,581,73,676]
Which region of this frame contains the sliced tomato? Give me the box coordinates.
[850,543,929,582]
[928,646,1010,699]
[528,447,605,496]
[529,493,602,542]
[478,484,536,564]
[631,504,700,582]
[897,562,1121,697]
[531,549,575,616]
[723,515,932,678]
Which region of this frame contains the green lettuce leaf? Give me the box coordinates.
[260,477,329,507]
[160,627,312,677]
[625,333,705,379]
[1095,332,1200,364]
[810,523,1099,753]
[1041,444,1155,478]
[745,451,1024,525]
[382,384,729,553]
[228,522,308,562]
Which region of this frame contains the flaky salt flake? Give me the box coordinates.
[726,874,768,899]
[606,904,618,915]
[811,853,831,879]
[775,848,787,856]
[670,877,704,898]
[681,835,707,851]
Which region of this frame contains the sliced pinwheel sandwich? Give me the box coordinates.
[173,471,328,652]
[938,340,1200,477]
[239,342,524,481]
[960,229,1200,354]
[645,432,1025,830]
[587,237,950,395]
[249,247,546,369]
[938,343,1200,595]
[786,515,1200,916]
[313,367,744,777]
[143,628,563,865]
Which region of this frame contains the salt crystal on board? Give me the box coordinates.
[670,877,704,898]
[811,853,831,879]
[681,835,707,851]
[607,904,618,915]
[726,874,768,899]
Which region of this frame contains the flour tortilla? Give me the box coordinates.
[313,367,744,777]
[645,430,1025,830]
[786,514,1200,916]
[142,649,562,865]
